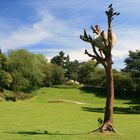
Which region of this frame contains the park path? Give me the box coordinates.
[48,99,87,104]
[59,99,87,104]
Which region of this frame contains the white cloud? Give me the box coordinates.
[0,9,92,63]
[0,16,51,51]
[112,28,140,59]
[66,49,91,61]
[0,10,80,51]
[0,1,139,70]
[29,48,90,62]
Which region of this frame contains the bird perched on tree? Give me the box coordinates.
[108,4,112,8]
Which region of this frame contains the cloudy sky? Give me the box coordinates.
[0,0,140,69]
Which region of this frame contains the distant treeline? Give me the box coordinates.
[0,49,139,99]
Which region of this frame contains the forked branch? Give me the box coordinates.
[80,29,92,43]
[80,27,107,67]
[91,25,101,35]
[84,49,97,60]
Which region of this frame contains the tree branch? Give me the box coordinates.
[91,25,101,35]
[105,4,120,49]
[80,4,120,67]
[84,49,97,60]
[91,43,107,67]
[80,29,92,43]
[80,28,108,67]
[80,28,105,64]
[84,49,101,69]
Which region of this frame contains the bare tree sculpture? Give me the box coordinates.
[80,4,120,132]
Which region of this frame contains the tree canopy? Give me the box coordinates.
[123,50,140,98]
[5,49,46,91]
[123,50,140,76]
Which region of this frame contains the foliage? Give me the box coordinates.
[77,60,138,98]
[0,48,139,101]
[51,51,79,81]
[88,69,106,88]
[123,50,140,98]
[0,70,13,89]
[43,63,65,86]
[0,50,13,89]
[5,49,46,91]
[77,60,106,88]
[0,49,7,69]
[123,50,140,75]
[114,71,135,98]
[65,60,79,80]
[77,60,97,85]
[51,64,65,85]
[10,71,30,91]
[0,90,34,102]
[51,51,68,68]
[5,95,16,102]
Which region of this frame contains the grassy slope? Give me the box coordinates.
[0,87,139,140]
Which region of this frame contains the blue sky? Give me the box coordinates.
[0,0,140,69]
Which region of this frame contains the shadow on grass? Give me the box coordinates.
[82,106,140,114]
[79,86,106,98]
[4,130,88,136]
[124,100,140,104]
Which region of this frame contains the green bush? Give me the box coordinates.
[5,49,46,91]
[77,61,106,88]
[5,95,16,102]
[0,70,13,89]
[44,64,65,86]
[3,90,34,101]
[114,72,135,98]
[0,87,4,93]
[13,92,33,100]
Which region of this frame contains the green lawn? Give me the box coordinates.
[0,87,139,140]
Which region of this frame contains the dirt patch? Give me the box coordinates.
[48,100,64,103]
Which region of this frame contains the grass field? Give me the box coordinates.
[0,87,139,140]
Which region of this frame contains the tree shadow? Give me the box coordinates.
[82,106,140,114]
[4,130,87,136]
[79,86,106,98]
[124,100,140,105]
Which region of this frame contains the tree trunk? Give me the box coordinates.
[101,62,115,132]
[80,4,119,133]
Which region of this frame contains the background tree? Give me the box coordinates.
[5,49,45,91]
[43,63,65,86]
[114,71,135,98]
[77,60,97,85]
[65,60,79,81]
[51,51,79,81]
[51,51,68,68]
[0,49,6,70]
[0,50,13,91]
[123,50,140,98]
[0,70,13,89]
[80,4,120,132]
[123,50,140,75]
